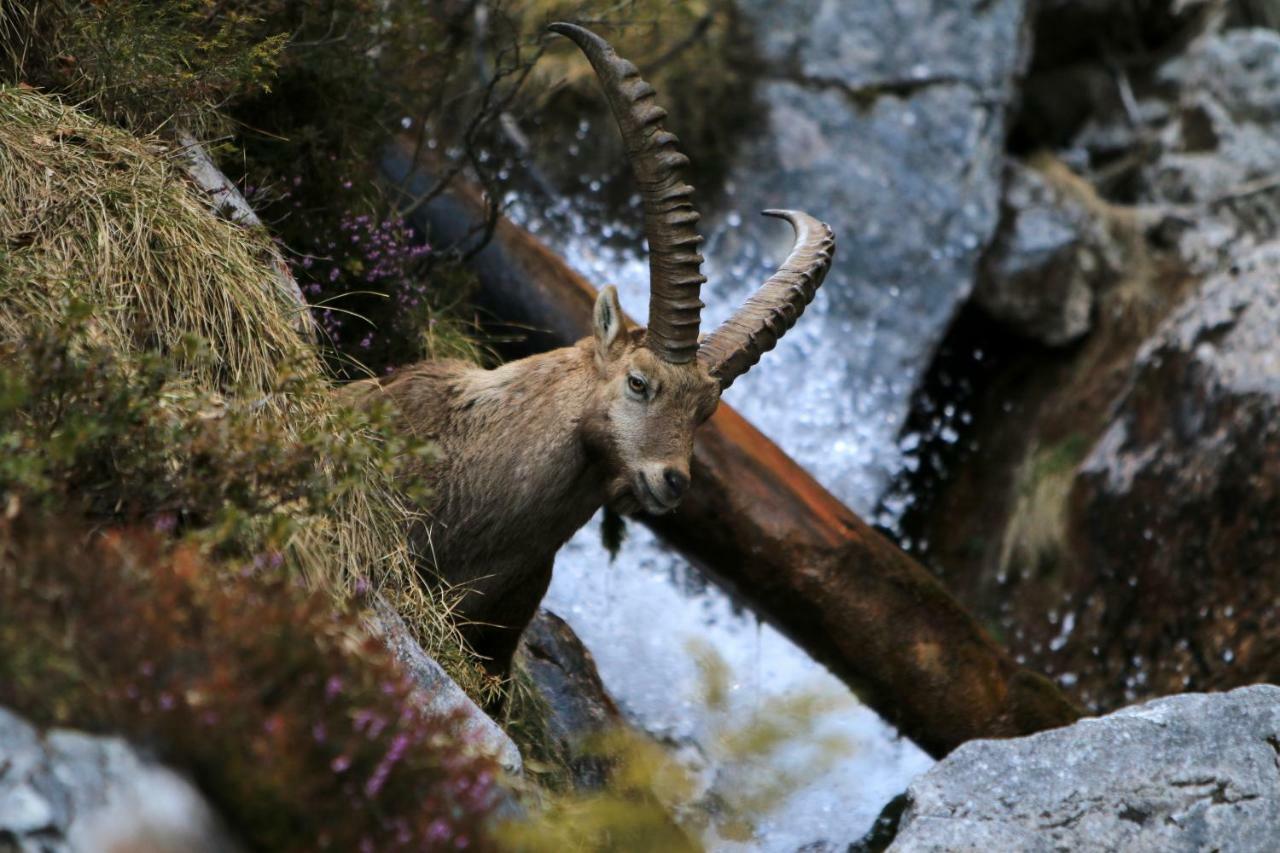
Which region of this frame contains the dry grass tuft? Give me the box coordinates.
[0,86,304,391]
[998,435,1091,583]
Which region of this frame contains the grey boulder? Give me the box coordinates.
[0,706,237,852]
[891,685,1280,851]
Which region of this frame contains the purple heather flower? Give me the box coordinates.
[353,709,388,739]
[363,766,389,799]
[425,820,451,843]
[331,754,352,773]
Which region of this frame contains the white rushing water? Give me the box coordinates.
[508,190,935,850]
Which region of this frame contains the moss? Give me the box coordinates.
[501,642,854,850]
[1032,433,1091,482]
[999,440,1081,582]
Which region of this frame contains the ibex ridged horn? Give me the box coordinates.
[549,21,706,364]
[697,210,835,391]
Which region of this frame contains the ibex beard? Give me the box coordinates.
[349,23,835,686]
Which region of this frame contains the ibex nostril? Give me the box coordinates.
[664,468,690,498]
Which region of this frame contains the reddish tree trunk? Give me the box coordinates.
[384,142,1081,758]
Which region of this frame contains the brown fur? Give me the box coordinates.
[346,289,720,677]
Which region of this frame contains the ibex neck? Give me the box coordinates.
[452,340,605,548]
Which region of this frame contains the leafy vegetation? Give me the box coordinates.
[0,85,490,699]
[2,0,759,375]
[0,81,508,840]
[0,1,285,136]
[0,511,501,851]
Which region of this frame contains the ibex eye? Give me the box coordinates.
[627,374,648,396]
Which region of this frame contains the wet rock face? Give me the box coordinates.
[0,706,237,852]
[890,685,1280,851]
[1149,29,1280,202]
[904,21,1280,710]
[1012,0,1217,150]
[974,162,1121,345]
[517,609,621,790]
[1066,241,1280,704]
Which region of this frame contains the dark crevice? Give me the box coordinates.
[1007,0,1218,154]
[1266,734,1280,775]
[764,66,980,109]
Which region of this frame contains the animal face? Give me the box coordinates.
[584,287,720,515]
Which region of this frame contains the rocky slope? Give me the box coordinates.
[902,15,1280,711]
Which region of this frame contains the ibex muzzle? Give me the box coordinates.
[350,23,835,681]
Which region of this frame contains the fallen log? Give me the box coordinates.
[383,142,1081,758]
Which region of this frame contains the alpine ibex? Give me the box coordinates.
[351,23,834,679]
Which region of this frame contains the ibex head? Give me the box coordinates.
[552,23,835,515]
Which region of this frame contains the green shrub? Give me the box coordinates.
[1,0,285,135]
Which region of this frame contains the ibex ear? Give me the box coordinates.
[593,286,628,365]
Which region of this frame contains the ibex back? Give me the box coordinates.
[349,23,835,680]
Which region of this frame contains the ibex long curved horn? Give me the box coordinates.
[697,210,835,391]
[550,24,835,384]
[549,22,706,363]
